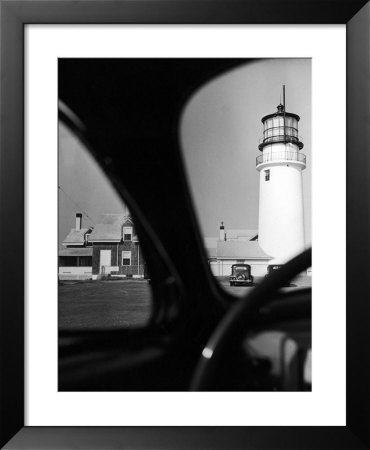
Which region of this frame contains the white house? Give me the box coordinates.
[58,213,93,280]
[205,225,272,277]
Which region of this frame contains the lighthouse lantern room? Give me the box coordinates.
[256,86,306,264]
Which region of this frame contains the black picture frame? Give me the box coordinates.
[0,1,369,448]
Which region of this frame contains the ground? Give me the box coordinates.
[59,279,152,330]
[59,275,311,330]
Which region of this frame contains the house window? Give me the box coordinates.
[122,251,132,266]
[59,256,77,267]
[265,169,270,181]
[123,226,133,241]
[79,256,92,267]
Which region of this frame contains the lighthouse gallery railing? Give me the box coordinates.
[256,151,306,166]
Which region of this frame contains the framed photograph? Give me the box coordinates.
[1,1,369,449]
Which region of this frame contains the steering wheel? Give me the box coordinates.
[190,248,312,390]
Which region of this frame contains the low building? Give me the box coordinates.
[58,213,145,280]
[58,213,93,280]
[205,223,272,277]
[89,214,144,279]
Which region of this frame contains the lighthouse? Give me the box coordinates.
[256,87,306,264]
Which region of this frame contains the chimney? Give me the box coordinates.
[219,221,226,241]
[76,213,82,231]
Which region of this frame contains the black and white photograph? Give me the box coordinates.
[3,0,370,444]
[58,58,311,392]
[2,0,370,444]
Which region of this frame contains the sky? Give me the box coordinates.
[59,58,311,248]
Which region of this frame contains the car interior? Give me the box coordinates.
[58,58,311,392]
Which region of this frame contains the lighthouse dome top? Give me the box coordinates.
[261,103,300,124]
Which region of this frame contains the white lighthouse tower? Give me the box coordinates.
[256,87,306,264]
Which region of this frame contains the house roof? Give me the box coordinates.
[59,247,93,257]
[89,214,132,242]
[216,240,272,260]
[62,228,91,245]
[226,229,258,240]
[206,247,217,258]
[204,237,218,249]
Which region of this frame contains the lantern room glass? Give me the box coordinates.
[263,115,299,144]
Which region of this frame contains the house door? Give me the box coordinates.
[100,250,111,274]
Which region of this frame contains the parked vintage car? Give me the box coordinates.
[229,264,254,286]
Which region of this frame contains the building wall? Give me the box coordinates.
[249,261,270,276]
[92,243,119,274]
[92,242,143,276]
[209,259,271,277]
[258,143,305,264]
[209,260,234,277]
[58,266,92,280]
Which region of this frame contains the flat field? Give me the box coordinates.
[59,280,152,330]
[59,275,311,330]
